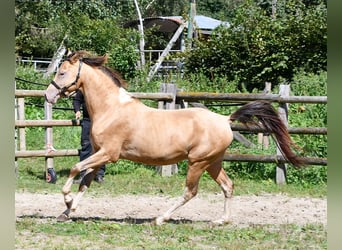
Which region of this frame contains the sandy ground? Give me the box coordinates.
[15,192,326,226]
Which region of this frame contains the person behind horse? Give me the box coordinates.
[73,89,106,184]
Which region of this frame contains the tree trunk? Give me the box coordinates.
[43,34,67,78]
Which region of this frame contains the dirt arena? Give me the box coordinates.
[16,192,326,225]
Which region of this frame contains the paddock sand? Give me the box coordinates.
[15,192,326,226]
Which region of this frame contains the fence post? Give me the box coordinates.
[258,82,271,149]
[276,84,290,184]
[18,97,26,150]
[156,83,178,176]
[44,101,54,176]
[15,98,19,178]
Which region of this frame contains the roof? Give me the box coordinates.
[123,15,230,34]
[192,15,230,30]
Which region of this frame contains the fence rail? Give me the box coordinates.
[16,58,52,72]
[15,90,328,104]
[223,154,327,166]
[15,89,173,101]
[14,119,327,135]
[176,92,327,104]
[230,123,327,135]
[15,149,79,158]
[14,150,327,166]
[15,83,327,183]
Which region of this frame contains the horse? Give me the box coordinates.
[44,50,304,225]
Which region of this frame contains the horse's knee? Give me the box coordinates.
[70,165,81,176]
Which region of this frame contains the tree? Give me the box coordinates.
[15,0,140,78]
[15,0,62,57]
[184,0,327,91]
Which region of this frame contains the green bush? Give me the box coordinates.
[184,0,327,91]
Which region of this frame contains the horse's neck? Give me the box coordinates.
[81,68,127,120]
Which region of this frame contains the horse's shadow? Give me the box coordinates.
[17,214,197,225]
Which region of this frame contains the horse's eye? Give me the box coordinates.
[59,72,65,76]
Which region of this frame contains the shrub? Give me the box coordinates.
[184,0,327,91]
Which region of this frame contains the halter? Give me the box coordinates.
[50,59,83,96]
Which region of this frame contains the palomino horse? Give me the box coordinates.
[45,51,304,225]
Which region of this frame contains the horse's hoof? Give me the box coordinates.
[211,218,231,226]
[154,217,166,226]
[56,213,70,222]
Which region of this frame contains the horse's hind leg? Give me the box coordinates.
[155,162,205,225]
[206,161,234,224]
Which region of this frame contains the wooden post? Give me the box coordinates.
[157,83,178,176]
[18,97,26,150]
[15,97,19,178]
[44,101,54,175]
[258,82,271,149]
[262,83,271,149]
[276,84,290,184]
[187,0,196,45]
[272,0,277,19]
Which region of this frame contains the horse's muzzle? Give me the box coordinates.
[44,88,59,104]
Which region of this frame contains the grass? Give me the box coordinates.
[15,152,327,249]
[16,217,326,249]
[16,157,327,198]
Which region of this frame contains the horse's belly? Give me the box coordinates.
[120,147,187,166]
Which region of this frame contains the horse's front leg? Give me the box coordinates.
[57,162,85,221]
[71,168,98,211]
[57,150,110,222]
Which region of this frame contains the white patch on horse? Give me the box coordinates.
[119,88,133,103]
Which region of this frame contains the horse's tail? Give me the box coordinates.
[230,100,305,167]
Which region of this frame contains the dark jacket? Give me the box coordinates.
[73,90,89,119]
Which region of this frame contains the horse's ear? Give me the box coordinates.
[66,49,73,57]
[71,53,81,64]
[66,50,79,64]
[68,50,87,64]
[103,54,109,64]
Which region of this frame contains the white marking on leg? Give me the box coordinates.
[71,186,88,211]
[62,178,74,195]
[213,183,233,224]
[222,196,232,220]
[156,187,193,225]
[64,193,73,204]
[156,199,186,225]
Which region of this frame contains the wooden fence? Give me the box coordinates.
[15,83,327,184]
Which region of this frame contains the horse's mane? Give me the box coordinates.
[67,50,128,89]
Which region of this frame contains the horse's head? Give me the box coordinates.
[45,51,86,104]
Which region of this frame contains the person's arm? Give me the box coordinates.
[73,90,83,119]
